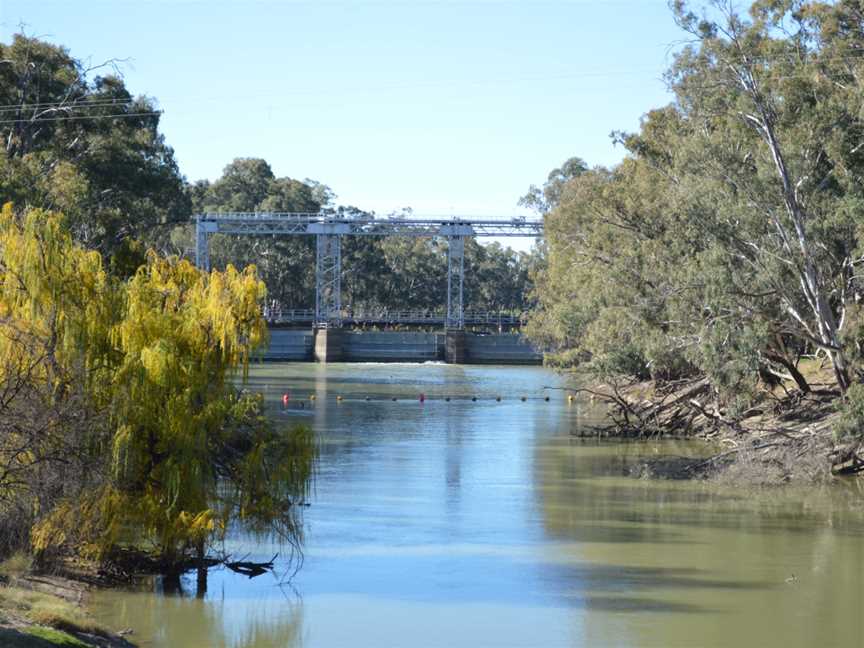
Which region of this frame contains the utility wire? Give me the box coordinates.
[0,52,859,110]
[0,100,145,113]
[0,111,162,124]
[0,52,860,115]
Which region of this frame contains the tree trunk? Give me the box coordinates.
[764,350,810,394]
[195,539,207,599]
[746,82,849,391]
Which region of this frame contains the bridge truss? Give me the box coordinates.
[194,212,543,329]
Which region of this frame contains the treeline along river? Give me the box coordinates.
[92,363,863,648]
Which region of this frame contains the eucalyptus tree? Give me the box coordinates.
[519,157,588,214]
[0,33,188,256]
[530,0,864,401]
[666,0,864,390]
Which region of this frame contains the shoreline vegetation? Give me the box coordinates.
[525,0,864,484]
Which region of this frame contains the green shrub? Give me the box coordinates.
[834,383,864,440]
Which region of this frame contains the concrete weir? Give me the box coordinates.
[260,327,542,365]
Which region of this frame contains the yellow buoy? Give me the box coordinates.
[336,395,343,401]
[567,395,575,404]
[310,394,316,401]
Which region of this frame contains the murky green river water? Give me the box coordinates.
[92,363,864,647]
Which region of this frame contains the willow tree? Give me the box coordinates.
[0,204,314,568]
[0,204,116,556]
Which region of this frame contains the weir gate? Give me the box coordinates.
[194,212,544,363]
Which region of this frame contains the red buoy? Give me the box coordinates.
[419,393,426,403]
[282,393,290,405]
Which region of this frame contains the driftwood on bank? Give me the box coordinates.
[560,376,863,481]
[559,378,715,437]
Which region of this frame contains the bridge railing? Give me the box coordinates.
[263,308,528,327]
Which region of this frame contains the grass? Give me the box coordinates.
[0,553,33,577]
[25,626,93,647]
[0,626,93,647]
[0,586,108,635]
[0,557,113,646]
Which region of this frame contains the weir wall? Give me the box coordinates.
[259,329,542,365]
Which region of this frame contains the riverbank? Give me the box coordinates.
[0,557,135,648]
[571,365,863,484]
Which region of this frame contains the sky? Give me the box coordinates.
[0,0,684,226]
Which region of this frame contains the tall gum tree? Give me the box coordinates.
[668,0,864,391]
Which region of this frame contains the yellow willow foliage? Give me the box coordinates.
[107,253,271,556]
[0,204,311,563]
[0,203,116,391]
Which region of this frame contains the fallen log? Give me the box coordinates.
[226,553,278,579]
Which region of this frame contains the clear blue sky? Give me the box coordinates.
[1,0,683,221]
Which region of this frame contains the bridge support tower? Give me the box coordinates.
[311,223,349,328]
[442,225,470,331]
[195,217,217,271]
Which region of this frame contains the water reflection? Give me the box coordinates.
[534,436,864,647]
[97,577,303,648]
[92,364,864,648]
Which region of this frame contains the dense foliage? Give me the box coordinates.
[528,0,864,416]
[0,204,314,563]
[0,34,188,258]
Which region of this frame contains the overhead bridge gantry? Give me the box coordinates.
[194,212,543,329]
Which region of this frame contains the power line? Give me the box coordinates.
[0,99,147,112]
[0,52,859,114]
[0,111,162,124]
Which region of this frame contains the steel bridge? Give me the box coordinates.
[194,212,543,329]
[264,308,528,329]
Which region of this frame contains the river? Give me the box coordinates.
[92,363,864,647]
